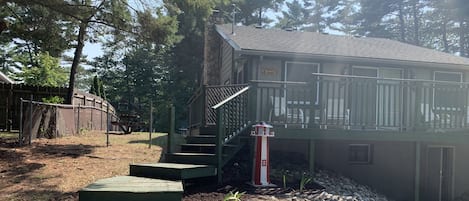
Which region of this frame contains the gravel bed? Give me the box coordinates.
[274,169,391,201]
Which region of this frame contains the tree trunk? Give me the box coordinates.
[66,22,87,104]
[442,15,449,52]
[459,18,466,57]
[398,1,406,42]
[412,0,419,46]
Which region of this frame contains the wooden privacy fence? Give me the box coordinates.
[0,83,67,131]
[0,83,116,131]
[19,99,118,145]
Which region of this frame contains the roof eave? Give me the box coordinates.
[215,25,241,51]
[0,71,14,84]
[236,49,469,70]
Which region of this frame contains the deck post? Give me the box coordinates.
[216,107,224,185]
[309,139,315,173]
[167,105,175,154]
[414,141,421,201]
[248,81,257,122]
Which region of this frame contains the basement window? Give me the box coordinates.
[349,144,372,164]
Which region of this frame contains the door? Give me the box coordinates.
[283,62,319,126]
[424,147,454,201]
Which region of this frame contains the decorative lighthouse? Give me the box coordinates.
[250,122,276,187]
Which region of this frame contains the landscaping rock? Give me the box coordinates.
[281,169,391,201]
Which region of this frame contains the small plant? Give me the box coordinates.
[223,191,245,201]
[299,172,313,192]
[283,173,287,188]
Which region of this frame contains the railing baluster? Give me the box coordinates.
[422,85,427,128]
[342,80,347,127]
[331,80,336,125]
[325,80,330,127]
[462,84,469,128]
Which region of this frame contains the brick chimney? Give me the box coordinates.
[202,10,223,86]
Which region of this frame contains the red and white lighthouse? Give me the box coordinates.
[250,122,275,187]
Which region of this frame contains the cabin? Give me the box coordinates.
[185,14,469,201]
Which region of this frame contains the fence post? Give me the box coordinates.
[77,104,81,134]
[29,94,32,145]
[215,107,224,185]
[167,105,175,154]
[19,98,23,146]
[106,104,110,147]
[149,100,153,149]
[91,99,94,130]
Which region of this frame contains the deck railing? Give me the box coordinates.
[188,84,248,129]
[250,74,469,132]
[212,86,250,184]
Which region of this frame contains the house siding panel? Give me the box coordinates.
[258,59,282,81]
[221,40,233,84]
[314,140,415,201]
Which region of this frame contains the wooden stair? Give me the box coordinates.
[130,163,217,180]
[78,176,183,201]
[79,130,246,201]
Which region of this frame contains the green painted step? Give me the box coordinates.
[199,126,217,135]
[185,135,216,144]
[79,176,183,201]
[180,143,238,153]
[130,163,217,180]
[166,153,218,165]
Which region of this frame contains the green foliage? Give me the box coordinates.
[223,191,245,201]
[275,0,309,30]
[283,172,287,188]
[41,96,64,104]
[299,172,313,192]
[89,75,105,99]
[19,52,67,87]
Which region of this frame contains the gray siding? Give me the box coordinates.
[221,40,233,84]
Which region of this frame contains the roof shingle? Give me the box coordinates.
[216,24,469,66]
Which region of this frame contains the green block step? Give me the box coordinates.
[130,163,217,180]
[166,153,218,165]
[185,135,216,144]
[180,143,238,153]
[79,176,183,201]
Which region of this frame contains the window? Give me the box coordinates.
[433,71,462,109]
[284,61,320,104]
[349,144,372,164]
[285,62,319,82]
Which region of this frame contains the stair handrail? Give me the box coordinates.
[212,85,250,184]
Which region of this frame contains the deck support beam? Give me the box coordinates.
[309,140,315,173]
[414,141,421,201]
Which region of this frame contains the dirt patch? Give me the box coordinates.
[0,131,165,201]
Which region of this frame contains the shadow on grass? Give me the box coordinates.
[127,134,168,147]
[30,144,99,158]
[15,189,77,201]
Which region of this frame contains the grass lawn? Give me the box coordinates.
[0,131,18,139]
[0,131,168,201]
